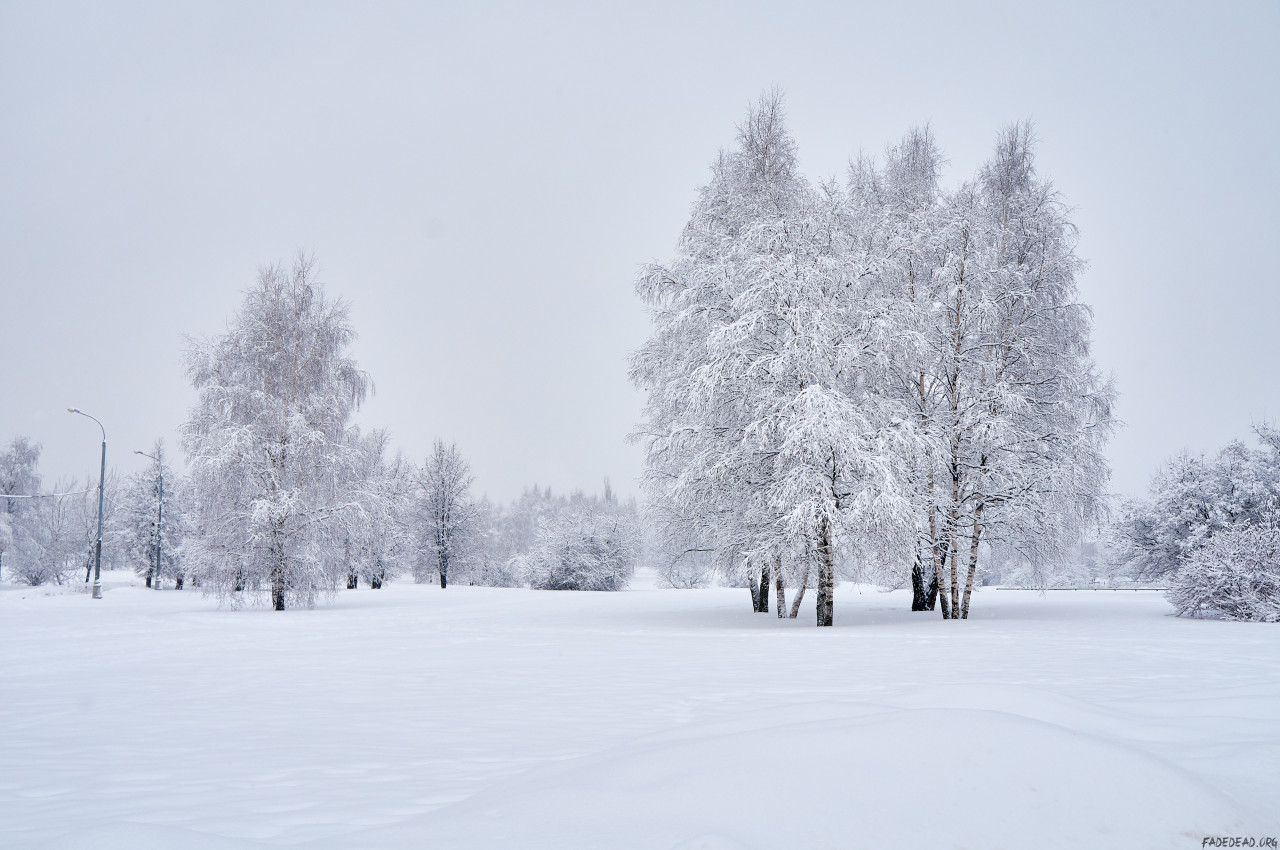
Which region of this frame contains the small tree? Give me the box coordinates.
[1167,524,1280,622]
[10,478,83,586]
[113,440,185,588]
[344,429,413,589]
[416,440,476,589]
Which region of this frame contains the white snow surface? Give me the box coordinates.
[2,570,1277,849]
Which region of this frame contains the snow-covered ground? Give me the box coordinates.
[1,571,1276,849]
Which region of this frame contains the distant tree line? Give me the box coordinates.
[2,260,639,605]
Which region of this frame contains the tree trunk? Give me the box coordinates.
[757,561,771,613]
[747,566,761,612]
[271,569,285,610]
[175,573,184,590]
[271,550,286,610]
[930,505,952,619]
[960,505,984,619]
[947,504,957,617]
[774,558,786,619]
[145,572,152,588]
[346,570,358,589]
[911,551,940,611]
[910,553,926,611]
[788,563,808,619]
[439,554,448,589]
[816,518,834,627]
[370,570,383,590]
[948,513,961,617]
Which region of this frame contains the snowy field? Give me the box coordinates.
[2,572,1277,850]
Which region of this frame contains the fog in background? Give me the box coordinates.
[2,0,1276,503]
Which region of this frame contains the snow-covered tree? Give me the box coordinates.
[0,436,42,583]
[112,440,186,588]
[1167,523,1280,621]
[634,102,1112,624]
[415,439,477,588]
[69,467,120,583]
[849,127,950,611]
[9,478,85,586]
[646,499,716,589]
[1113,425,1280,581]
[882,124,1114,618]
[343,428,414,589]
[182,256,371,610]
[632,93,921,625]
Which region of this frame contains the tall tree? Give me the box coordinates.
[182,256,371,610]
[915,124,1114,618]
[850,127,950,612]
[632,93,919,626]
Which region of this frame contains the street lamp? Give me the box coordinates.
[134,450,163,590]
[67,408,106,600]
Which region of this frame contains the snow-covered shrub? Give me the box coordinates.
[655,550,714,589]
[1113,424,1280,581]
[523,505,638,591]
[645,505,714,588]
[1167,524,1280,622]
[7,482,85,586]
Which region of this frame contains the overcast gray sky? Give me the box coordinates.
[1,0,1277,504]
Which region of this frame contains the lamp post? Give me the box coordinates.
[134,450,163,590]
[67,408,106,600]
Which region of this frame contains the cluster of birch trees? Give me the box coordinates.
[632,94,1114,625]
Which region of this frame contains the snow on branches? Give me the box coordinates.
[1167,523,1280,622]
[181,256,372,610]
[1113,424,1280,582]
[632,95,1114,624]
[1114,423,1280,620]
